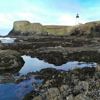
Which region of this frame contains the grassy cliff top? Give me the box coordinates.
[9,20,100,36]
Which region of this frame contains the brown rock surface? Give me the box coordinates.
[0,50,24,70]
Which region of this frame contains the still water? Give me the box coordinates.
[20,55,97,75]
[0,55,97,100]
[0,37,16,43]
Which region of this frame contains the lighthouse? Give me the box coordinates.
[76,14,79,25]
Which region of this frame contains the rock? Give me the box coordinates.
[0,50,24,70]
[7,20,100,36]
[45,88,63,100]
[14,39,20,42]
[66,94,74,100]
[73,81,89,95]
[60,85,69,92]
[97,49,100,53]
[14,21,30,32]
[8,21,46,36]
[0,73,15,83]
[0,42,3,49]
[42,79,54,88]
[96,65,100,71]
[74,93,92,100]
[95,72,100,79]
[33,96,43,100]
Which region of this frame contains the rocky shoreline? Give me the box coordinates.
[1,66,100,100]
[22,66,100,100]
[0,36,100,100]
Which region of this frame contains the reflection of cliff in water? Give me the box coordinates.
[32,51,67,66]
[0,67,21,75]
[28,51,100,66]
[20,55,97,75]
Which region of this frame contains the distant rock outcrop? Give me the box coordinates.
[70,21,100,37]
[8,21,47,36]
[8,20,100,36]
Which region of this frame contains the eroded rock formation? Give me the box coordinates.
[8,20,100,36]
[0,50,24,70]
[8,21,46,36]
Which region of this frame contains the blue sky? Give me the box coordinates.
[0,0,100,35]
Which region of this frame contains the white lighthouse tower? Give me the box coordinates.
[76,14,79,25]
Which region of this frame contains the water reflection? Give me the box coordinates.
[0,68,21,75]
[20,55,97,75]
[0,55,97,100]
[0,77,42,100]
[0,37,16,43]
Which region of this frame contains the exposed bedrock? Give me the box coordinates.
[8,20,100,36]
[0,50,24,70]
[8,21,47,36]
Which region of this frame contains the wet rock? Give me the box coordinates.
[14,39,20,42]
[95,72,100,79]
[45,88,63,100]
[42,79,54,88]
[14,75,30,84]
[95,65,100,71]
[97,49,100,53]
[0,42,3,49]
[60,85,69,92]
[33,96,43,100]
[23,67,100,100]
[73,81,89,95]
[66,94,74,100]
[74,93,92,100]
[0,50,24,70]
[0,73,15,83]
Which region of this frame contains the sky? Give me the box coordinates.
[0,0,100,35]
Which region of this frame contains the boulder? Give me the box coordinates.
[0,42,3,49]
[73,81,89,95]
[33,96,43,100]
[45,88,63,100]
[60,85,69,92]
[66,94,74,100]
[96,65,100,71]
[74,93,92,100]
[0,50,24,70]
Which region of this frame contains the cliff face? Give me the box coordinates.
[8,20,100,36]
[70,21,100,37]
[8,21,47,36]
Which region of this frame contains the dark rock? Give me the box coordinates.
[33,96,43,100]
[0,42,3,49]
[14,39,20,42]
[73,81,89,96]
[45,88,63,100]
[74,93,92,100]
[0,50,24,70]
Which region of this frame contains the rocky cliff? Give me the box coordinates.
[8,20,100,36]
[8,21,47,36]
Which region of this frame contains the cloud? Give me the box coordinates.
[15,11,35,21]
[58,14,76,25]
[1,0,100,36]
[0,13,13,28]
